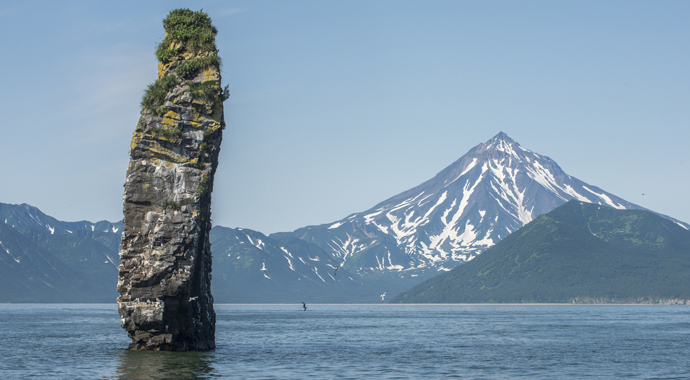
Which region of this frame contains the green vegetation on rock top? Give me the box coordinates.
[140,9,229,120]
[156,8,218,63]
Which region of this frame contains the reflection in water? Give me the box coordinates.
[111,349,216,380]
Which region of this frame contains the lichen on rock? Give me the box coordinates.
[117,8,227,351]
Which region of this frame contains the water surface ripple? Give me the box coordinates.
[0,304,688,379]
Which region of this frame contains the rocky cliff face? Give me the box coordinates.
[117,9,227,351]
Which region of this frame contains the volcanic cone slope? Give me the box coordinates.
[272,133,684,279]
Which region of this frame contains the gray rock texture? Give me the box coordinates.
[117,9,226,351]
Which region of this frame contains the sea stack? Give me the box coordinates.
[117,9,227,351]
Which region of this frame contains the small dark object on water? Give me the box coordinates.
[302,302,307,311]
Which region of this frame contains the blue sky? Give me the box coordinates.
[0,1,688,233]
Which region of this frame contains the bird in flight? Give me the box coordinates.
[261,260,270,278]
[302,302,307,311]
[380,291,387,301]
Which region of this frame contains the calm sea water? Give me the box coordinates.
[0,304,688,379]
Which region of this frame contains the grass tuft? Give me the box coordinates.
[175,54,221,79]
[141,75,178,113]
[161,200,181,212]
[154,127,182,143]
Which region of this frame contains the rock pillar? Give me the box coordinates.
[117,9,227,351]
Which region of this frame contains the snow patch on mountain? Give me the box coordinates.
[582,186,625,209]
[328,222,343,229]
[276,132,689,276]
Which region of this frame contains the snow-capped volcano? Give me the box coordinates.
[272,132,687,274]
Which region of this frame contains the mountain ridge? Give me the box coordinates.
[271,132,687,279]
[390,200,690,303]
[209,226,415,303]
[0,203,121,302]
[3,133,689,303]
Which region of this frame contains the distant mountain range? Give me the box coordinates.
[209,227,404,303]
[209,132,688,302]
[0,203,122,302]
[3,132,688,303]
[269,133,687,277]
[0,202,397,303]
[390,200,690,303]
